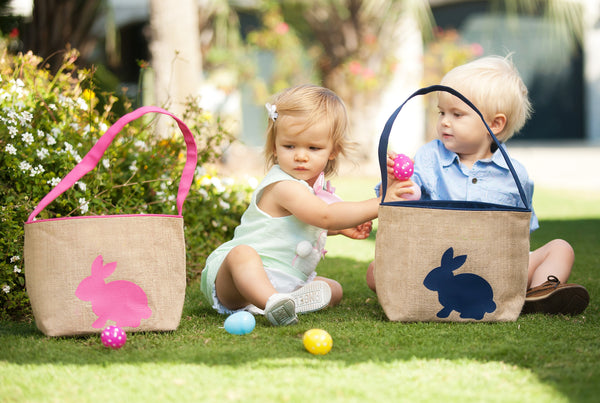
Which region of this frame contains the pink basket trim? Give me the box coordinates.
[25,213,183,224]
[27,106,198,223]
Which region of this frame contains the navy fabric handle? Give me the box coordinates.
[378,85,529,208]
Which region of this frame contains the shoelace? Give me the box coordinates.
[526,275,561,297]
[546,275,560,286]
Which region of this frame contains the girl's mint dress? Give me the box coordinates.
[200,165,327,306]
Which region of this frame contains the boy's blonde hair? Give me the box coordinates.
[441,55,532,142]
[264,84,352,176]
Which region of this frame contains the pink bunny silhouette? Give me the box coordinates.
[75,255,152,328]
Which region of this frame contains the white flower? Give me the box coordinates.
[6,109,17,121]
[219,199,230,210]
[200,177,211,187]
[76,97,88,111]
[198,188,208,199]
[129,161,138,172]
[15,78,24,87]
[19,161,32,173]
[5,144,17,155]
[102,158,110,169]
[19,111,33,125]
[83,124,91,134]
[10,256,20,263]
[30,165,45,176]
[134,140,148,151]
[51,127,61,137]
[63,142,81,162]
[46,135,56,146]
[13,266,21,274]
[99,122,108,132]
[76,181,87,191]
[210,177,225,193]
[49,103,57,110]
[37,129,46,138]
[8,126,18,138]
[58,94,71,106]
[2,285,10,294]
[21,132,34,145]
[78,198,89,214]
[48,177,61,187]
[37,147,49,159]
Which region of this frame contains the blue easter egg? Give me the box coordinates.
[224,311,256,335]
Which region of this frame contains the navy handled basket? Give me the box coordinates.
[374,85,531,322]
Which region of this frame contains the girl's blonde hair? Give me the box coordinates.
[264,84,353,176]
[441,55,532,142]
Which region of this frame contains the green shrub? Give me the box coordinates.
[0,42,251,320]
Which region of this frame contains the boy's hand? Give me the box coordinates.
[383,151,420,201]
[384,179,419,202]
[386,151,398,179]
[339,221,373,240]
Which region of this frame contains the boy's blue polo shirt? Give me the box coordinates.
[376,139,539,232]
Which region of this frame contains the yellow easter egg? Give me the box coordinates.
[303,328,333,355]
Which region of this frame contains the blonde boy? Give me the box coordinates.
[368,56,589,315]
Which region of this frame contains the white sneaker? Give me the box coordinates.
[264,294,298,326]
[290,280,332,314]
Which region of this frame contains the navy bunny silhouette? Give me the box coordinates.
[423,247,496,320]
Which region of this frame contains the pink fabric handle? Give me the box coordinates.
[27,106,198,222]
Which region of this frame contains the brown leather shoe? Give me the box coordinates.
[521,275,589,315]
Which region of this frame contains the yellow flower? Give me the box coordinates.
[82,89,95,101]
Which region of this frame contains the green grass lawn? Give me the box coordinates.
[1,179,599,402]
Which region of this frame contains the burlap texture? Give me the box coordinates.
[374,205,530,322]
[24,215,186,336]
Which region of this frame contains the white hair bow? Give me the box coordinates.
[265,103,278,121]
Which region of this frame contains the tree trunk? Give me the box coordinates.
[24,0,102,73]
[148,0,201,120]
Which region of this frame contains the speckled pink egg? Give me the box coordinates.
[101,326,127,349]
[393,154,414,180]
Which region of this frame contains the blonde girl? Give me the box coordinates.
[200,84,411,326]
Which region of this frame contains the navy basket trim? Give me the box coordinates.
[381,199,530,212]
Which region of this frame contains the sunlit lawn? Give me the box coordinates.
[1,178,599,402]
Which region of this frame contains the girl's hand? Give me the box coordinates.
[337,221,373,240]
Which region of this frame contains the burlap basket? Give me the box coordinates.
[24,106,197,336]
[374,86,531,322]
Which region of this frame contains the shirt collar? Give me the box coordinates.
[438,141,509,171]
[490,144,510,170]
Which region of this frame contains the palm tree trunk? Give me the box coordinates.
[148,0,201,119]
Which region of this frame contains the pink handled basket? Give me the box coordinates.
[23,106,197,336]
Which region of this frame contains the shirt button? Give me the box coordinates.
[471,178,478,184]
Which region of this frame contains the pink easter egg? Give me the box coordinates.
[101,326,127,349]
[393,154,414,180]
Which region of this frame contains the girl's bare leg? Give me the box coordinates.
[215,245,277,310]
